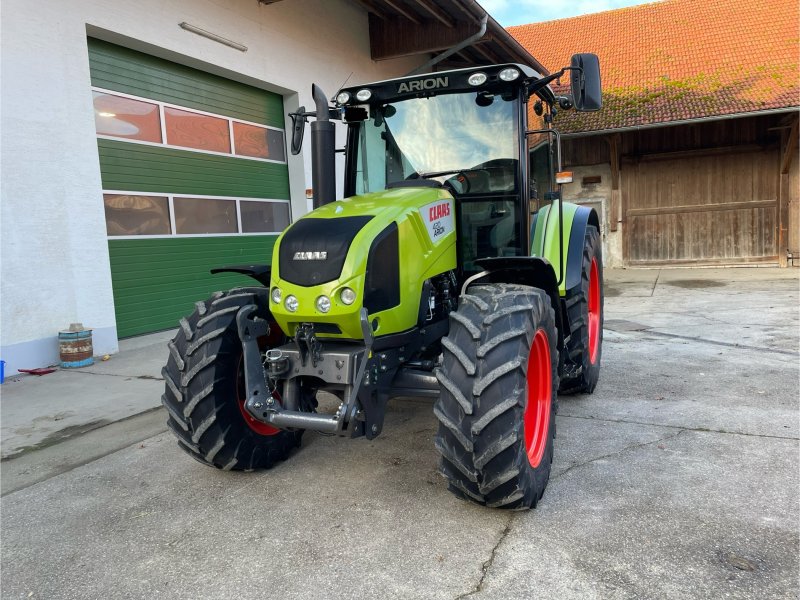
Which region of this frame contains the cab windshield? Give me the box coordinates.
[353,92,519,194]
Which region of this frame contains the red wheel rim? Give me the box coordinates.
[588,257,601,365]
[524,329,552,468]
[236,355,281,436]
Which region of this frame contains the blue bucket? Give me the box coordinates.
[0,360,5,383]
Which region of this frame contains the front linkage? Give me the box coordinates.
[237,304,444,440]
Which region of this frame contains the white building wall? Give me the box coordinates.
[0,0,422,375]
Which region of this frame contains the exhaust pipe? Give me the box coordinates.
[310,84,336,208]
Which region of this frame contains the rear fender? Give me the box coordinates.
[531,202,599,295]
[470,256,565,353]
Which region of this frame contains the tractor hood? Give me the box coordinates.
[269,186,457,339]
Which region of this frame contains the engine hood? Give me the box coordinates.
[269,186,457,339]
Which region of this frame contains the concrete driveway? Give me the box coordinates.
[1,268,798,599]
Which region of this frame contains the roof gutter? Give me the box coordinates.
[561,106,800,138]
[459,0,549,74]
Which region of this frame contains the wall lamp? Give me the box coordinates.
[179,22,248,52]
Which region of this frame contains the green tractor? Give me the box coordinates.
[162,55,604,510]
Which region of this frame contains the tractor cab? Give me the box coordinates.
[331,59,601,275]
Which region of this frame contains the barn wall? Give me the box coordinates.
[562,113,792,267]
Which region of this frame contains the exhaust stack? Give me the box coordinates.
[310,84,336,208]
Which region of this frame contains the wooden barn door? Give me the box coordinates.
[623,148,779,265]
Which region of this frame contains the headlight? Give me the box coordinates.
[284,295,299,312]
[499,67,520,82]
[335,91,351,105]
[468,72,487,86]
[316,295,331,313]
[271,287,282,304]
[340,287,356,305]
[355,89,372,102]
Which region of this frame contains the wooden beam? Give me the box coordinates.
[409,0,455,27]
[780,116,798,174]
[624,144,767,163]
[353,0,388,20]
[369,13,480,60]
[472,43,502,64]
[626,199,777,217]
[777,118,797,266]
[382,0,422,24]
[606,133,621,231]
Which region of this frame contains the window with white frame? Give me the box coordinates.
[92,89,287,163]
[103,193,290,237]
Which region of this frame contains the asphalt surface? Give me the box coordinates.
[1,268,798,599]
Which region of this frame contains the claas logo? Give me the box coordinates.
[429,203,450,221]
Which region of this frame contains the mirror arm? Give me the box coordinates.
[526,65,583,97]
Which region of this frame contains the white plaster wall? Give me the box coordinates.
[0,0,422,374]
[560,164,624,267]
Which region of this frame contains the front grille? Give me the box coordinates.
[279,216,373,286]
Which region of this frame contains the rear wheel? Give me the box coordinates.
[560,225,604,394]
[161,288,303,470]
[434,284,559,509]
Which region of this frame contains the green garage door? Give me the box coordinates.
[88,39,290,337]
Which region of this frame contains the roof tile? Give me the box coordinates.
[508,0,799,133]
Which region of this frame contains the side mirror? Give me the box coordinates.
[570,53,602,112]
[289,106,306,155]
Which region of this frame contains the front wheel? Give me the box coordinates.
[434,284,559,509]
[161,288,302,470]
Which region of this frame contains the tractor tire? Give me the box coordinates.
[434,283,559,510]
[559,225,604,394]
[161,288,303,471]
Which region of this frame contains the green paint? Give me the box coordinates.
[531,200,582,296]
[98,139,290,199]
[270,188,457,339]
[109,236,277,337]
[88,38,285,127]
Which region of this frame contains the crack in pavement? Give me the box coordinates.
[552,429,686,483]
[560,413,799,441]
[453,429,687,599]
[455,517,513,599]
[650,269,661,296]
[603,326,799,356]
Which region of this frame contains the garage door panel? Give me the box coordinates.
[624,148,779,264]
[109,236,278,337]
[91,39,290,337]
[99,140,290,199]
[89,39,284,128]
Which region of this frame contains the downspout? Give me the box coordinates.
[407,13,488,75]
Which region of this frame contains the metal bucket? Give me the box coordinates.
[59,324,94,368]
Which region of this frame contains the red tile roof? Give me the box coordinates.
[508,0,799,133]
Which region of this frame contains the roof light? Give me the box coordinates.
[467,72,487,86]
[335,91,351,105]
[556,171,574,184]
[499,68,520,82]
[355,89,372,102]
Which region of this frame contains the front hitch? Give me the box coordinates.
[236,305,374,436]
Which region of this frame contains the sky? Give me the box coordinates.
[480,0,656,25]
